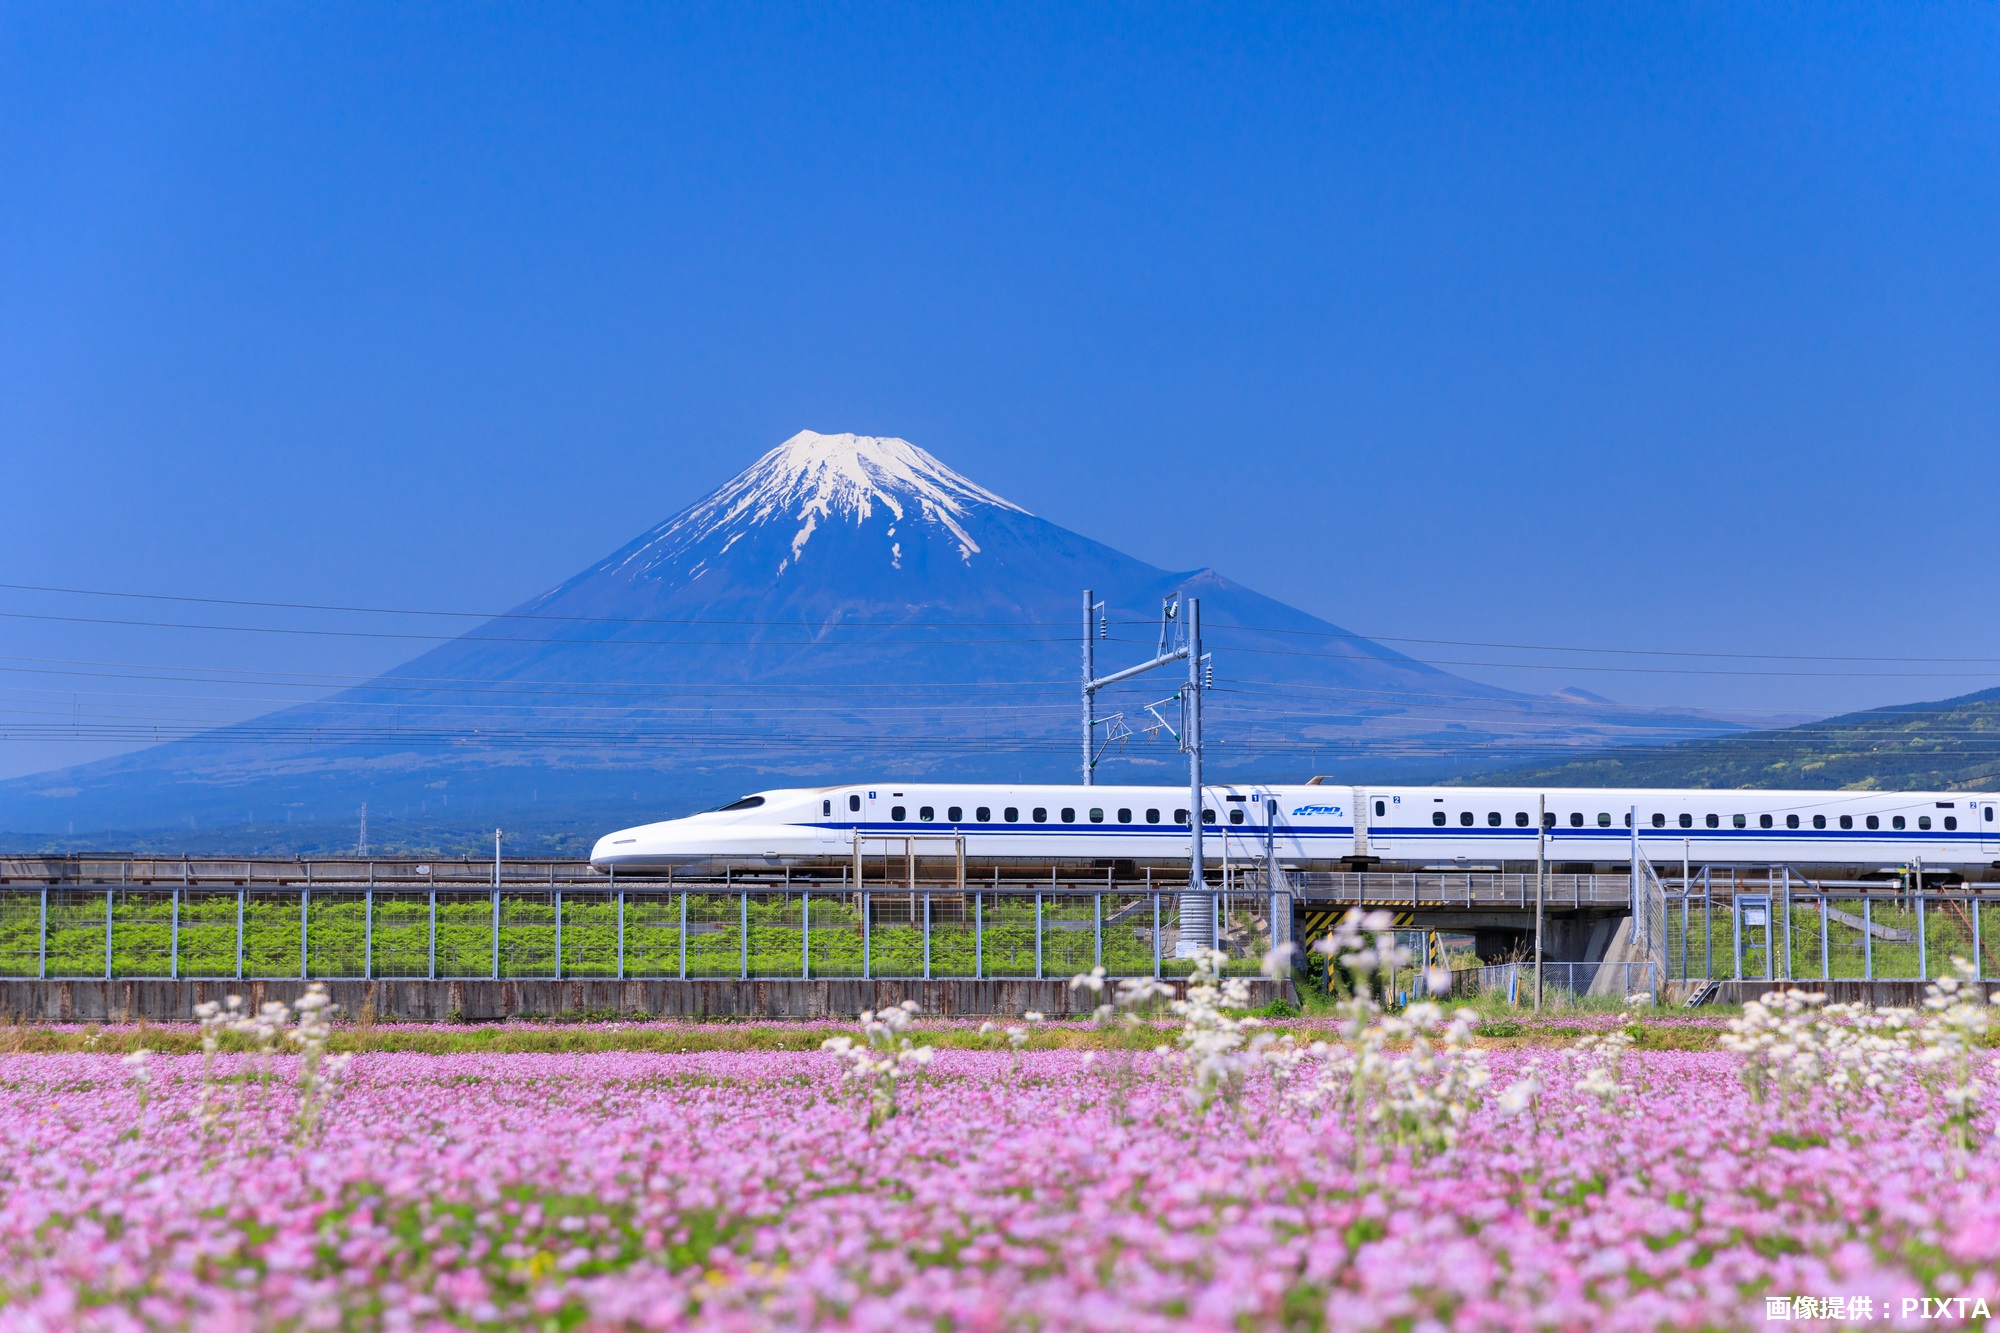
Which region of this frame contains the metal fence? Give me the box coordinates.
[1662,886,1998,983]
[0,886,1285,982]
[1286,871,1639,908]
[1451,960,1663,1002]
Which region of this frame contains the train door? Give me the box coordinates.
[819,791,857,851]
[1975,800,2000,854]
[1218,787,1248,874]
[1257,788,1286,869]
[1369,793,1396,853]
[1233,785,1279,875]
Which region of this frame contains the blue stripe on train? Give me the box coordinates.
[806,822,1990,846]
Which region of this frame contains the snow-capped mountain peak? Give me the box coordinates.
[615,431,1029,581]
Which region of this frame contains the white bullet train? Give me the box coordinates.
[591,782,2000,877]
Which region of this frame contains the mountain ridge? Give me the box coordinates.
[0,431,1757,846]
[1455,686,2000,792]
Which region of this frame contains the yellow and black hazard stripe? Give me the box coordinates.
[1294,907,1431,990]
[1293,906,1418,951]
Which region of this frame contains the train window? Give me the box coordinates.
[1566,812,1580,827]
[1203,809,1217,824]
[1488,812,1502,827]
[1865,816,1879,830]
[919,806,935,822]
[976,807,991,822]
[1706,814,1719,828]
[1786,815,1799,829]
[1090,808,1105,824]
[1680,813,1692,828]
[1598,813,1612,828]
[848,794,861,812]
[947,806,962,822]
[1623,813,1632,828]
[1118,808,1132,823]
[1543,812,1556,829]
[1176,809,1190,825]
[1813,815,1826,829]
[1004,807,1018,822]
[1892,816,1905,831]
[1840,815,1853,830]
[1033,807,1048,823]
[1652,813,1666,829]
[1061,808,1075,823]
[1516,812,1530,827]
[1459,811,1474,827]
[823,800,831,816]
[1733,814,1747,829]
[1759,815,1772,829]
[1433,812,1447,826]
[1146,809,1161,824]
[1946,816,1958,831]
[1374,800,1386,817]
[1989,807,1996,823]
[1229,809,1244,825]
[1918,815,1931,831]
[891,806,906,822]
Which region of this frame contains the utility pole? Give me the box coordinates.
[357,803,368,858]
[1186,598,1207,950]
[1081,592,1190,779]
[1627,803,1637,972]
[1077,589,1209,949]
[1172,601,1214,957]
[1534,794,1545,1012]
[1082,589,1101,784]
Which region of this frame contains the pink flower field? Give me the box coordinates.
[3,1040,1998,1331]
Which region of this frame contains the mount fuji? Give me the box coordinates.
[0,431,1749,849]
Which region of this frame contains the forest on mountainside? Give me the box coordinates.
[1459,687,2000,791]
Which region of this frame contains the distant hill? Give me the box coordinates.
[0,430,1756,850]
[1458,687,2000,791]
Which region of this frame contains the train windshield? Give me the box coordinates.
[711,795,767,812]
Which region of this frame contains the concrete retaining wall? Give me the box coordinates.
[1707,979,1992,1008]
[0,977,1294,1024]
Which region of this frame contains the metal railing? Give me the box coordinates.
[1663,883,1999,983]
[1286,871,1639,908]
[0,855,608,888]
[0,886,1289,982]
[1451,960,1663,1002]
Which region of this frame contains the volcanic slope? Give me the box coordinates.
[0,431,1747,838]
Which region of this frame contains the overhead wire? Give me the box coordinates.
[10,577,2000,665]
[5,581,1997,772]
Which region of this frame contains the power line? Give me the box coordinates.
[10,604,2000,681]
[0,609,1085,648]
[12,578,2000,665]
[0,654,1074,693]
[0,582,1073,629]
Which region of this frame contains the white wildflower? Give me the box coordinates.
[1496,1070,1542,1118]
[820,1001,935,1127]
[1068,966,1107,994]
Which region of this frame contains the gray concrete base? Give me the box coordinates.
[0,977,1293,1024]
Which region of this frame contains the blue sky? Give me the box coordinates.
[2,4,1996,780]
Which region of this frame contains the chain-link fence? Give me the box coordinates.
[1662,888,1999,982]
[0,887,1281,980]
[1453,961,1662,1001]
